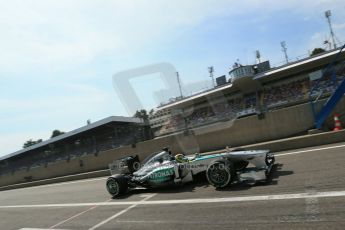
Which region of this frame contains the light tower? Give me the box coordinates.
[280,41,289,64]
[208,66,215,88]
[325,10,337,49]
[256,50,261,63]
[176,71,183,98]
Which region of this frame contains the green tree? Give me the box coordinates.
[310,48,326,56]
[23,139,43,148]
[51,129,65,138]
[134,109,149,121]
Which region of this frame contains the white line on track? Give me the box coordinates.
[88,193,156,230]
[48,199,112,229]
[1,190,345,209]
[275,144,345,157]
[305,191,321,222]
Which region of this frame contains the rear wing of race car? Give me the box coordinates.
[109,155,140,175]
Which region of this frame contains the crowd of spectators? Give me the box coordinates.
[262,79,307,109]
[310,74,344,96]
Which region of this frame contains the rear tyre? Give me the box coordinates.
[206,160,234,188]
[106,175,128,197]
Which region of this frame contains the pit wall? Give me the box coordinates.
[1,98,345,187]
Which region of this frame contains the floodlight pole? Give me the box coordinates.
[256,50,261,63]
[325,10,337,49]
[208,66,215,88]
[280,41,289,64]
[176,71,183,98]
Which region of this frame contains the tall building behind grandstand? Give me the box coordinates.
[149,47,345,137]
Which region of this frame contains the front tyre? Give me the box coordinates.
[206,161,233,188]
[106,175,128,198]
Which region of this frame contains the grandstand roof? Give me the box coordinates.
[157,82,234,110]
[157,47,345,111]
[254,48,345,82]
[0,116,143,161]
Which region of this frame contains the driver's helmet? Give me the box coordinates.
[175,154,187,163]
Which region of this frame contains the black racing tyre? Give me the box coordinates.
[106,175,128,197]
[206,160,234,188]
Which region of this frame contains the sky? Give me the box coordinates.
[1,0,345,157]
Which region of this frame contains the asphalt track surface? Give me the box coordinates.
[1,143,345,230]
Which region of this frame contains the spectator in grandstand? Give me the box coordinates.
[263,79,307,108]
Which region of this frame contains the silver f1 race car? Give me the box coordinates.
[106,147,275,197]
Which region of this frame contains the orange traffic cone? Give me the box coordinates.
[333,113,342,131]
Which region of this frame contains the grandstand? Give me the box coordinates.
[0,116,151,176]
[149,48,345,136]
